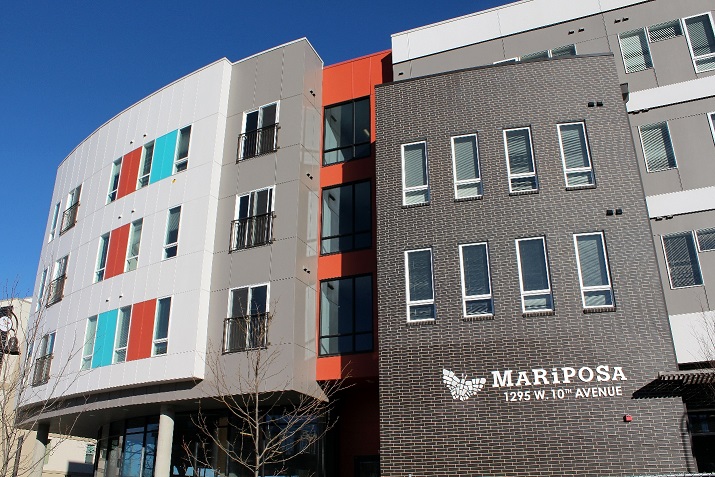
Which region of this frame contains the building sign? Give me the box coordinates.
[442,365,627,402]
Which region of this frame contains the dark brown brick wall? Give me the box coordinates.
[375,55,693,476]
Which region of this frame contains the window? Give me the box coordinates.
[696,227,715,252]
[60,185,81,234]
[619,28,653,73]
[125,219,143,272]
[321,181,371,254]
[81,316,97,370]
[47,255,68,306]
[85,444,96,465]
[639,122,677,172]
[95,234,110,282]
[239,103,278,160]
[224,284,268,352]
[231,188,273,251]
[48,202,60,242]
[320,275,373,356]
[405,249,435,321]
[451,134,483,199]
[504,128,538,193]
[516,45,576,62]
[163,206,181,259]
[574,233,614,309]
[32,332,55,386]
[684,13,715,73]
[36,268,48,311]
[663,232,703,288]
[174,125,191,173]
[323,97,371,165]
[401,142,430,205]
[648,19,683,42]
[107,158,122,203]
[114,306,131,363]
[459,243,493,317]
[516,237,553,313]
[137,141,155,189]
[557,122,594,187]
[152,297,171,355]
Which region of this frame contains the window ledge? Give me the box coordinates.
[406,319,436,326]
[583,306,616,314]
[522,310,554,317]
[566,184,596,191]
[509,189,539,197]
[401,202,430,210]
[461,314,494,322]
[454,195,483,203]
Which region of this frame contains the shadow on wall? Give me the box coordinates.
[63,460,93,477]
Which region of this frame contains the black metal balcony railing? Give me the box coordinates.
[230,213,273,252]
[223,313,268,353]
[32,354,53,387]
[237,124,279,161]
[59,202,79,235]
[46,275,66,307]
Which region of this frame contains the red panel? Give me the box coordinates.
[105,224,129,279]
[117,147,142,199]
[127,299,156,361]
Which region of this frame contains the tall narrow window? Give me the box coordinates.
[323,97,371,165]
[164,206,181,259]
[153,297,172,355]
[95,233,110,282]
[107,158,122,203]
[239,103,278,160]
[60,185,81,235]
[320,275,373,356]
[33,332,55,386]
[574,233,614,309]
[125,219,143,272]
[114,306,131,363]
[231,188,273,251]
[48,202,60,242]
[558,122,594,187]
[618,28,653,73]
[459,243,493,317]
[36,268,48,311]
[174,125,191,173]
[81,316,97,370]
[224,284,269,352]
[516,237,553,313]
[137,141,155,189]
[405,249,435,321]
[451,134,483,199]
[402,142,429,205]
[640,122,677,172]
[684,13,715,73]
[47,255,68,306]
[321,181,371,254]
[663,232,703,289]
[504,128,537,193]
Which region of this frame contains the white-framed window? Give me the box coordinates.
[401,141,430,205]
[95,233,110,283]
[557,122,594,188]
[174,125,191,173]
[239,103,279,160]
[683,12,715,73]
[515,237,553,313]
[163,206,181,259]
[405,248,435,321]
[60,185,82,235]
[639,122,677,172]
[225,284,270,352]
[36,268,48,311]
[81,315,97,370]
[152,297,172,356]
[107,158,122,203]
[125,219,143,272]
[662,231,703,289]
[521,44,576,61]
[113,306,131,364]
[459,243,493,317]
[648,19,683,42]
[48,202,60,242]
[47,255,68,306]
[573,232,614,309]
[32,332,55,386]
[451,134,483,199]
[504,127,538,193]
[232,187,274,251]
[618,28,654,73]
[696,227,715,252]
[137,141,155,189]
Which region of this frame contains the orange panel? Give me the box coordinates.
[117,147,142,199]
[351,57,373,99]
[127,298,156,361]
[105,224,130,279]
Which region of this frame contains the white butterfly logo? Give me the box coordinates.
[442,369,486,401]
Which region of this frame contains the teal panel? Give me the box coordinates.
[92,309,118,368]
[149,130,178,184]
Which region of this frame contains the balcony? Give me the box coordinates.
[230,213,273,252]
[236,124,278,161]
[223,313,268,352]
[46,275,66,307]
[59,202,79,235]
[32,354,53,387]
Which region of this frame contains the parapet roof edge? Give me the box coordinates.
[231,37,324,67]
[325,49,392,69]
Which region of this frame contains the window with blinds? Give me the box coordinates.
[81,316,97,371]
[125,219,143,272]
[504,127,538,193]
[405,249,435,321]
[451,134,483,199]
[401,142,430,205]
[516,237,553,313]
[95,233,110,283]
[696,227,715,252]
[113,306,131,364]
[153,297,172,355]
[639,122,677,172]
[558,122,594,188]
[662,232,703,289]
[163,206,181,259]
[459,243,493,317]
[684,13,715,73]
[618,29,653,73]
[574,233,614,309]
[648,19,683,42]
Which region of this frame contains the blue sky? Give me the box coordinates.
[0,0,506,297]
